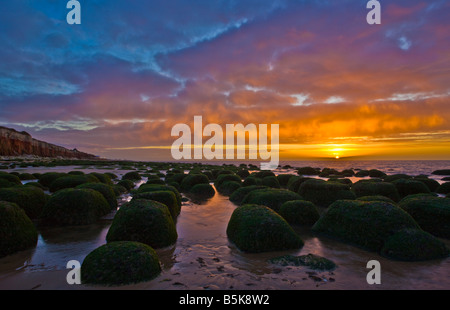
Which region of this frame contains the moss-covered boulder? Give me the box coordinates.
[81,241,161,286]
[0,201,38,258]
[165,173,188,186]
[117,179,135,191]
[269,254,336,271]
[383,174,412,182]
[137,184,182,207]
[89,173,113,185]
[356,195,396,204]
[217,181,242,196]
[352,180,400,202]
[242,176,262,187]
[112,184,127,196]
[297,167,320,176]
[41,188,111,226]
[312,200,420,252]
[24,182,47,190]
[328,178,353,185]
[189,183,215,199]
[276,174,295,187]
[341,169,355,177]
[236,169,250,179]
[146,178,165,185]
[18,173,36,181]
[226,204,303,253]
[287,176,313,193]
[432,169,450,176]
[76,183,118,210]
[0,186,47,219]
[278,200,320,226]
[132,190,180,219]
[180,174,210,192]
[38,172,67,188]
[262,176,280,189]
[0,172,22,185]
[122,171,141,181]
[229,185,267,205]
[241,188,302,212]
[369,169,386,178]
[436,182,450,195]
[49,174,100,193]
[380,229,449,261]
[413,177,440,192]
[214,174,241,189]
[106,199,177,249]
[392,179,430,199]
[355,170,370,177]
[0,178,16,188]
[252,170,276,179]
[299,179,356,208]
[105,172,118,180]
[399,196,450,239]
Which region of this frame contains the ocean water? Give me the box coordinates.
[277,160,450,177]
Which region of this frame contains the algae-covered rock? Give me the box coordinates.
[352,180,400,202]
[217,181,242,196]
[89,173,113,185]
[106,199,177,249]
[355,170,370,177]
[180,174,210,192]
[432,169,450,176]
[77,183,118,210]
[49,174,100,192]
[0,186,47,219]
[214,174,241,190]
[117,179,135,191]
[436,182,450,195]
[380,229,449,261]
[229,185,267,205]
[412,177,440,192]
[0,201,38,258]
[278,200,320,226]
[226,204,303,253]
[369,169,386,178]
[392,178,430,199]
[38,172,67,188]
[399,196,450,239]
[241,188,302,212]
[276,174,295,187]
[189,183,215,199]
[242,176,262,187]
[312,200,419,252]
[297,167,320,176]
[137,184,182,207]
[356,195,396,204]
[262,176,280,189]
[299,179,356,208]
[122,171,141,181]
[41,188,110,226]
[81,241,161,286]
[132,190,180,219]
[0,172,22,186]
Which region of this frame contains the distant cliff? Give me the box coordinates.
[0,126,97,159]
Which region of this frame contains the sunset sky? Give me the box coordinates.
[1,0,449,161]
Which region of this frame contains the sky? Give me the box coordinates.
[0,0,449,161]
